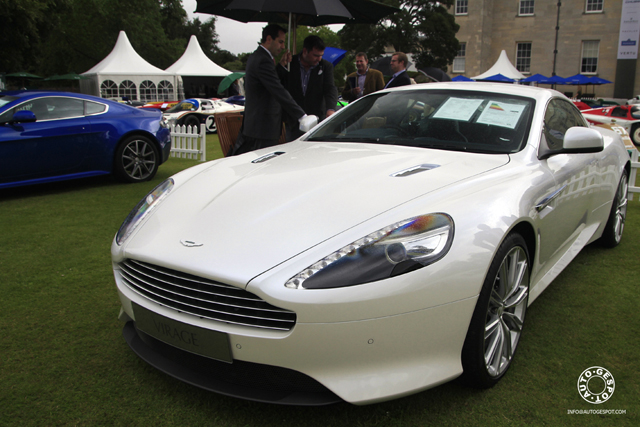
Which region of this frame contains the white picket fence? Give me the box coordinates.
[170,124,206,162]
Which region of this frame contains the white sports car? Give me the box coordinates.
[112,83,630,405]
[162,98,244,133]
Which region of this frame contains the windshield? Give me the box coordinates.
[165,99,199,113]
[306,89,535,154]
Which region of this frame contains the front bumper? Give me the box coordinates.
[117,281,476,405]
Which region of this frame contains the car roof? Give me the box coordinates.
[0,90,113,103]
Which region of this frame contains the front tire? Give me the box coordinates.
[598,173,628,248]
[183,115,200,130]
[114,135,159,183]
[461,233,530,388]
[631,124,640,147]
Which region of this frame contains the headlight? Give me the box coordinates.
[115,179,174,245]
[165,116,177,128]
[160,116,169,128]
[285,213,454,289]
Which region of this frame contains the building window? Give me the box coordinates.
[516,43,532,73]
[519,0,534,15]
[140,80,157,102]
[158,80,174,101]
[100,80,118,98]
[455,0,468,15]
[119,80,137,100]
[581,41,599,74]
[453,43,466,72]
[585,0,603,13]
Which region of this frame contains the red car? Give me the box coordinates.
[581,104,640,146]
[138,101,179,112]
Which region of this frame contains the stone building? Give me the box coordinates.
[449,0,639,99]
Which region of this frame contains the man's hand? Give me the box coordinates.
[279,50,292,68]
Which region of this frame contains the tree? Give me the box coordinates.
[339,0,459,71]
[0,0,71,73]
[0,0,222,80]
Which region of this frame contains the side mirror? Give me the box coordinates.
[563,126,604,153]
[10,110,37,124]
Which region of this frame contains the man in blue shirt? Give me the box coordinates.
[278,35,338,141]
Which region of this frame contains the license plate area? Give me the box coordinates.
[132,303,232,363]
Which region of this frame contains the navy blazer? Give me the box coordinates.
[385,70,412,89]
[277,55,338,126]
[242,46,305,140]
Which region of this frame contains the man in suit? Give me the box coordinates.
[341,52,384,102]
[231,24,317,155]
[384,52,412,89]
[277,35,338,141]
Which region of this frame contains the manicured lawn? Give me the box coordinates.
[1,136,638,426]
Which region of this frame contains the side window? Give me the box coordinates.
[45,97,85,120]
[85,101,107,115]
[18,98,52,121]
[543,99,586,150]
[610,107,627,118]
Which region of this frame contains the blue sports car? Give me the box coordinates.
[0,91,171,189]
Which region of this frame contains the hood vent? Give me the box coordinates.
[391,164,440,177]
[252,151,285,164]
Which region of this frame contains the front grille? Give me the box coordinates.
[118,259,296,331]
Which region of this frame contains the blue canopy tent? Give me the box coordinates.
[539,75,567,84]
[589,76,612,85]
[477,73,515,83]
[564,73,592,85]
[323,47,347,66]
[520,73,548,83]
[452,75,474,81]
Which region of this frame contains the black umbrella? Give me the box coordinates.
[195,0,399,26]
[196,0,399,53]
[419,67,451,82]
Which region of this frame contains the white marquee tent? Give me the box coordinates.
[165,35,233,99]
[80,31,178,102]
[165,35,232,77]
[471,50,526,81]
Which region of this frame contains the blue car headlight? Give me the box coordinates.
[285,213,454,289]
[115,179,174,245]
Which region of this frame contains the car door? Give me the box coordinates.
[535,98,601,266]
[0,96,92,182]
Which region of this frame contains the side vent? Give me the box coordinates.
[391,164,440,177]
[252,151,285,164]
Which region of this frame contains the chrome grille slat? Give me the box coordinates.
[126,260,262,301]
[119,259,296,331]
[125,283,291,330]
[122,276,292,330]
[121,262,271,306]
[119,272,293,317]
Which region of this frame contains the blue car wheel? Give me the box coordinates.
[114,135,159,183]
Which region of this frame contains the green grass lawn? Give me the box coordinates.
[1,136,638,426]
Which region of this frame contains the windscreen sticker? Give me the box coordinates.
[433,97,484,121]
[476,100,526,129]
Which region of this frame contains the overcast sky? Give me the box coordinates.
[181,0,343,55]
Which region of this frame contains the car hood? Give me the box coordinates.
[123,142,509,287]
